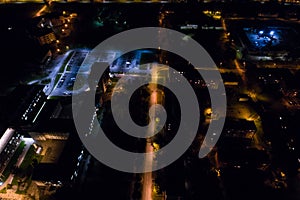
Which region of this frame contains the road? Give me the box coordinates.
[45,51,74,95]
[28,50,74,96]
[142,141,154,200]
[141,69,158,200]
[141,63,167,200]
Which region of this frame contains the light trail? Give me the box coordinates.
[234,59,247,85]
[34,0,53,17]
[32,101,46,123]
[34,4,47,17]
[141,65,159,200]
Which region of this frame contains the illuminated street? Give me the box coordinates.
[1,1,300,200]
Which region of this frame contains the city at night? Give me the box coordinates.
[1,1,300,200]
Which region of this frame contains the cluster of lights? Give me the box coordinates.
[22,92,43,121]
[85,111,97,137]
[71,150,84,181]
[258,30,275,36]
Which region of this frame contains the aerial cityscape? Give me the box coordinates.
[1,0,300,200]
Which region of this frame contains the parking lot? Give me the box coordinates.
[49,50,89,97]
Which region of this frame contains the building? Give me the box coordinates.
[222,118,257,139]
[0,128,22,175]
[1,85,47,130]
[37,32,56,46]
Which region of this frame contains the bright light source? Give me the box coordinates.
[215,169,221,177]
[270,31,275,35]
[259,30,263,34]
[155,117,160,123]
[152,142,160,152]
